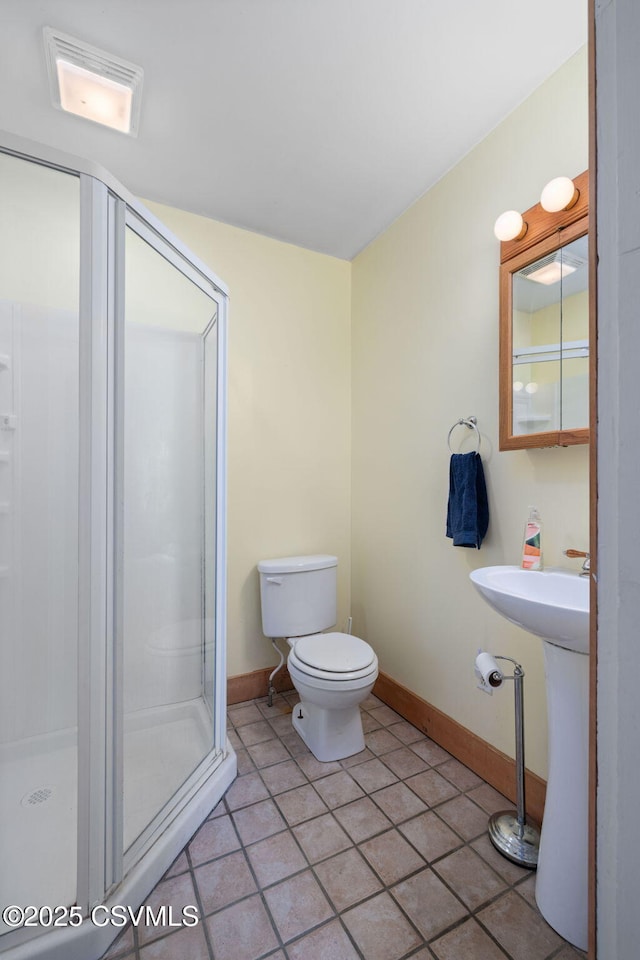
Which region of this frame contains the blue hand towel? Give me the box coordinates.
[446,452,489,549]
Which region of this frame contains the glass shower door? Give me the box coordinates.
[0,154,80,931]
[0,134,230,959]
[121,221,220,851]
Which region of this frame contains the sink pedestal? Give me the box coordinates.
[535,640,589,951]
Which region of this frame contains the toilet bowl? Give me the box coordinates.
[257,555,379,762]
[287,632,378,761]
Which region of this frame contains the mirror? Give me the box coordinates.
[499,171,589,450]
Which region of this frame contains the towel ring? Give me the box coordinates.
[447,416,481,454]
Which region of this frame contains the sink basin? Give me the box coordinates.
[469,565,589,654]
[469,563,590,949]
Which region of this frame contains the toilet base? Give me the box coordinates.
[291,699,366,762]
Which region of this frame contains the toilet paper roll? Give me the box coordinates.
[475,652,503,688]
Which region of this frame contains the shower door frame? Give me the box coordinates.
[0,132,233,960]
[115,205,228,880]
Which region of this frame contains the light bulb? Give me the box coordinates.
[525,382,538,395]
[540,176,579,213]
[513,381,524,392]
[494,210,527,242]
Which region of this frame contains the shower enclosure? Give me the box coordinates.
[0,133,235,960]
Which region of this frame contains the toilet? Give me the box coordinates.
[258,554,378,762]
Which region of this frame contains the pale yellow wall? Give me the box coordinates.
[532,289,589,345]
[145,47,588,778]
[513,291,589,431]
[351,48,588,779]
[142,202,352,679]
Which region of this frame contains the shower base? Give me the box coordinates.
[0,698,212,933]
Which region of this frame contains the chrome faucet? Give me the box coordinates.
[564,549,590,576]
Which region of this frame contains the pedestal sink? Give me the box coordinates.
[469,565,589,951]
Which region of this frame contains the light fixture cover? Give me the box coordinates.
[44,27,143,136]
[494,210,526,242]
[540,176,578,213]
[521,250,582,286]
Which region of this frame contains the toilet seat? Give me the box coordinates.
[289,632,377,682]
[288,650,378,684]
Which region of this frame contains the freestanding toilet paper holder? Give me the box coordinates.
[487,655,540,869]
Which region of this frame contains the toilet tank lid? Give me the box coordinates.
[257,554,337,574]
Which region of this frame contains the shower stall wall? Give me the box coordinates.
[0,134,235,960]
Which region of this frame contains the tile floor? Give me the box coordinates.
[101,691,587,960]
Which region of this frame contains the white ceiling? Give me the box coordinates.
[0,0,587,260]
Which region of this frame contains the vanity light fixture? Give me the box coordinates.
[43,27,144,136]
[494,210,528,242]
[540,176,579,213]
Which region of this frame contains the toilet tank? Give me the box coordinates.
[258,555,338,638]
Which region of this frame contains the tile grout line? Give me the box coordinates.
[232,700,523,960]
[104,694,585,960]
[216,792,289,959]
[250,695,575,960]
[222,749,373,959]
[230,696,415,959]
[184,842,217,960]
[230,695,526,959]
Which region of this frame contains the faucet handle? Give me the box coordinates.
[564,549,590,576]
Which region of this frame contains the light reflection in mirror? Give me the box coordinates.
[511,235,588,437]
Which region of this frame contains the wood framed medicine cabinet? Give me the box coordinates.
[499,170,589,450]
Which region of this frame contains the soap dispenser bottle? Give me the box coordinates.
[521,506,543,571]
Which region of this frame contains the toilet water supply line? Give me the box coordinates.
[267,640,285,707]
[266,615,354,707]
